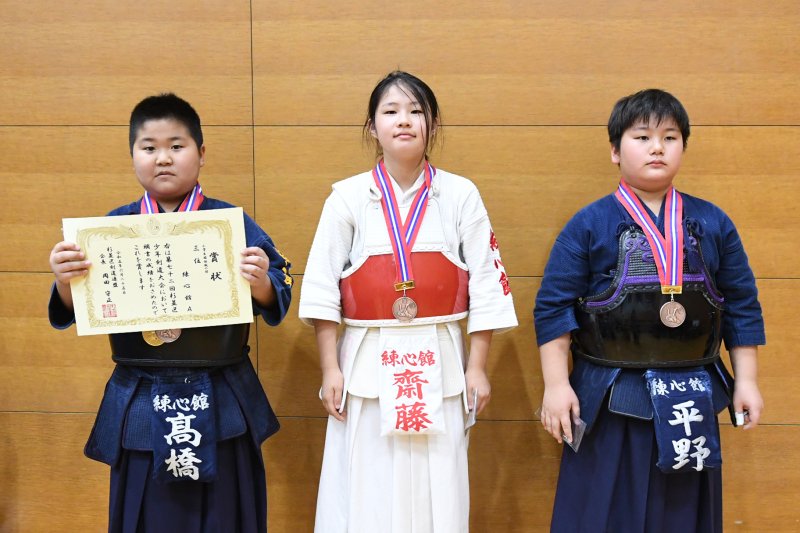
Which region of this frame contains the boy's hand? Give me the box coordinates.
[240,247,275,307]
[730,346,763,430]
[49,241,90,312]
[733,378,763,430]
[49,240,91,309]
[240,246,269,285]
[465,366,491,415]
[540,382,580,444]
[50,241,91,284]
[320,366,345,421]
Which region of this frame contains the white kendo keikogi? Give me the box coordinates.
[300,167,518,533]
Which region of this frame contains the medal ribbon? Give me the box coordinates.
[139,182,205,214]
[614,180,684,294]
[372,160,436,290]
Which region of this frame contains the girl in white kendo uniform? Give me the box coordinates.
[300,71,517,533]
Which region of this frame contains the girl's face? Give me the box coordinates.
[370,83,429,164]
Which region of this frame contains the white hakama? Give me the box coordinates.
[315,395,468,533]
[301,169,518,533]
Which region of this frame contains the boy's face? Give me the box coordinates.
[611,117,683,194]
[132,118,205,208]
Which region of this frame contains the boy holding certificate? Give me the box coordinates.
[48,93,292,533]
[534,89,765,532]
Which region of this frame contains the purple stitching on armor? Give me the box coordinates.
[703,277,724,303]
[585,276,720,307]
[586,272,723,306]
[584,230,725,308]
[586,273,722,307]
[586,243,635,307]
[633,236,656,263]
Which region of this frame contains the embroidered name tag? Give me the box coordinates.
[151,374,217,483]
[645,368,721,473]
[378,326,445,436]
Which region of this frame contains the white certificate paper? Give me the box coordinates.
[63,208,253,335]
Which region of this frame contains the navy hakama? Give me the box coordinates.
[551,406,721,533]
[49,195,292,533]
[535,193,765,532]
[110,434,266,533]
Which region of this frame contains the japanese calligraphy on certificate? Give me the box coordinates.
[63,208,252,335]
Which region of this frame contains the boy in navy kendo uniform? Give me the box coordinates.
[534,89,764,532]
[48,93,292,533]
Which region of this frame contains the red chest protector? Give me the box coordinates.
[340,252,469,321]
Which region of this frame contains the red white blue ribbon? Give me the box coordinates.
[615,180,684,294]
[140,183,205,214]
[372,160,436,290]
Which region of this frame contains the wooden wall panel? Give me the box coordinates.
[469,425,800,532]
[2,0,798,531]
[750,279,798,425]
[0,126,255,273]
[259,277,797,424]
[257,277,322,419]
[0,273,258,413]
[3,275,785,443]
[0,413,108,532]
[0,1,252,125]
[469,421,561,532]
[721,425,800,530]
[253,126,371,275]
[263,417,326,532]
[4,415,793,532]
[252,1,800,125]
[0,274,111,413]
[258,275,544,421]
[255,126,800,278]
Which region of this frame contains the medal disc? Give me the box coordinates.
[392,296,418,322]
[659,300,686,328]
[156,329,181,343]
[142,330,165,347]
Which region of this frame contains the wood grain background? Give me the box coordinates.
[1,1,798,531]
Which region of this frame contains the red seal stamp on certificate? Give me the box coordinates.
[102,303,117,318]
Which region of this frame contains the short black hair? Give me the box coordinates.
[363,71,441,157]
[608,89,690,151]
[129,93,203,155]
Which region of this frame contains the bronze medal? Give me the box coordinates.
[659,300,686,328]
[392,296,418,322]
[155,329,181,343]
[142,330,165,347]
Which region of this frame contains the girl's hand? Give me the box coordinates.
[465,366,491,414]
[320,366,346,422]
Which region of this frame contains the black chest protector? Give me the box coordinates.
[572,227,724,368]
[110,323,250,367]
